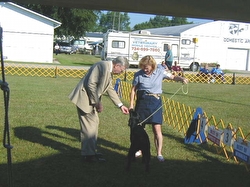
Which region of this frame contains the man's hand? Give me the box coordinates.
[95,102,103,113]
[120,105,129,114]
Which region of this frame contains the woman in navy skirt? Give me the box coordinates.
[129,55,188,162]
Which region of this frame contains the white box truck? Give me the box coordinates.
[101,30,200,71]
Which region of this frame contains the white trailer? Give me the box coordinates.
[182,21,250,71]
[146,21,250,71]
[101,30,200,71]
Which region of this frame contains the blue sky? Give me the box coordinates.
[127,12,212,28]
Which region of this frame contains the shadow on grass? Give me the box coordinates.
[0,126,250,187]
[163,130,228,162]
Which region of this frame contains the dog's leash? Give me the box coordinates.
[138,84,188,126]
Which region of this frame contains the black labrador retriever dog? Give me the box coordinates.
[126,109,151,172]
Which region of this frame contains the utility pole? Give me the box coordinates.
[112,12,116,30]
[118,12,121,31]
[112,12,121,31]
[192,38,198,71]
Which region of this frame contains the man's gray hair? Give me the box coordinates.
[112,56,129,68]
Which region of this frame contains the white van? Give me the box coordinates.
[101,30,200,71]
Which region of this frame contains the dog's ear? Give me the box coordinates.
[128,109,140,127]
[133,111,140,121]
[128,116,135,127]
[128,109,133,126]
[129,109,134,118]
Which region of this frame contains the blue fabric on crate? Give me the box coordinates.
[114,78,122,98]
[114,78,120,92]
[184,107,206,144]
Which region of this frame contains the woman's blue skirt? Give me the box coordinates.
[135,91,163,125]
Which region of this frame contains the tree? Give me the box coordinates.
[55,7,98,38]
[133,15,192,30]
[15,3,99,38]
[133,22,153,31]
[97,11,131,33]
[149,15,171,28]
[171,17,192,26]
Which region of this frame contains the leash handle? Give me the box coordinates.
[181,84,189,94]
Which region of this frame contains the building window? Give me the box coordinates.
[171,44,178,58]
[112,41,125,48]
[181,39,191,45]
[163,44,168,51]
[163,44,179,59]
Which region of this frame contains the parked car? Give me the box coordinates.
[54,42,76,54]
[70,39,93,54]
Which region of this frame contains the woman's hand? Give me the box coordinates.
[182,78,189,84]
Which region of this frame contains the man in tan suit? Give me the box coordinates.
[69,56,130,162]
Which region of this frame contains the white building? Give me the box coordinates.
[0,2,61,63]
[146,21,250,71]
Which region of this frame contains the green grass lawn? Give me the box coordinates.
[5,53,101,67]
[0,75,250,187]
[53,53,101,66]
